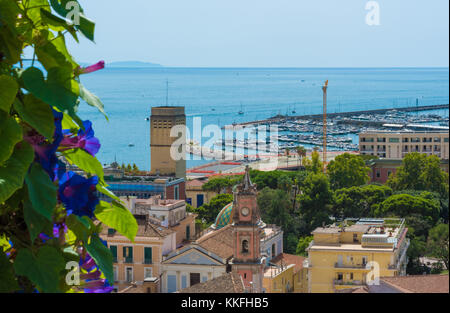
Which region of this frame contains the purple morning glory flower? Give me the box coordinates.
[58,171,99,218]
[61,120,101,156]
[25,109,63,181]
[79,251,114,293]
[76,61,105,75]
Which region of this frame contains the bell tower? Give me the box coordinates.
[231,166,264,293]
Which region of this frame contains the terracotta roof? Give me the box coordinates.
[119,283,145,293]
[178,272,244,293]
[186,179,206,187]
[380,274,449,293]
[196,224,234,259]
[271,253,305,273]
[101,219,174,239]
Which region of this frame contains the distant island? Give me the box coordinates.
[107,61,162,68]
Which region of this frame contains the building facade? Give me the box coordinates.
[359,131,449,160]
[306,218,410,293]
[150,106,186,178]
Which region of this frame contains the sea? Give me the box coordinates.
[76,67,449,171]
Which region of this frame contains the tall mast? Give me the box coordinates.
[322,80,328,172]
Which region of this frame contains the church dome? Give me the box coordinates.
[212,202,234,230]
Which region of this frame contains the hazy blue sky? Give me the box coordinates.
[67,0,449,67]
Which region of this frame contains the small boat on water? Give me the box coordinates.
[128,143,135,147]
[238,102,244,115]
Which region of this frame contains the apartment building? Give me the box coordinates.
[305,218,410,293]
[359,131,449,160]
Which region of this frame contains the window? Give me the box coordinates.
[186,225,191,240]
[337,273,343,281]
[353,233,358,243]
[190,273,201,286]
[123,246,133,263]
[350,273,354,280]
[144,267,153,278]
[376,170,381,178]
[196,194,204,207]
[144,247,152,264]
[174,185,179,200]
[387,171,392,177]
[272,243,276,257]
[113,266,118,282]
[110,245,117,263]
[242,240,249,253]
[125,267,133,283]
[389,138,399,143]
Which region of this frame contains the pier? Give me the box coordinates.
[231,104,449,127]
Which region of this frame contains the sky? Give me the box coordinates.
[66,0,449,67]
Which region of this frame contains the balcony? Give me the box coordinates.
[124,257,133,264]
[335,263,367,269]
[113,257,118,263]
[144,258,153,264]
[334,280,365,286]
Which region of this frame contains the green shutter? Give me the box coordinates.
[123,246,127,258]
[128,247,133,259]
[145,247,152,263]
[110,246,117,258]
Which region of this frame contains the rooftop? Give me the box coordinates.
[178,272,245,293]
[380,274,449,293]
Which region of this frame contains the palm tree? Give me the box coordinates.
[296,145,306,167]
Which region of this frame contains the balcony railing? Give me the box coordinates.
[144,258,153,264]
[124,257,133,264]
[334,280,365,286]
[334,263,367,269]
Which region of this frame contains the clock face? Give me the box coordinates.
[241,207,250,217]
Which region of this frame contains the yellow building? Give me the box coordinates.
[262,253,308,293]
[185,179,218,208]
[306,218,410,293]
[150,106,186,178]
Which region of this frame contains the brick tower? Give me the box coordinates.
[231,165,264,293]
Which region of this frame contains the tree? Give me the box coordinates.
[326,153,370,190]
[296,236,313,256]
[376,194,440,224]
[387,153,449,198]
[297,173,334,234]
[333,184,392,218]
[132,163,139,173]
[303,150,323,174]
[296,145,307,167]
[192,193,233,224]
[427,224,449,270]
[202,176,237,194]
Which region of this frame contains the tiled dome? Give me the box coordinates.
[213,202,234,230]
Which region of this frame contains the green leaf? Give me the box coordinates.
[61,112,80,131]
[78,14,95,41]
[14,95,55,140]
[79,84,107,120]
[0,141,34,204]
[40,8,79,42]
[0,26,21,65]
[0,111,23,164]
[0,75,18,112]
[66,214,90,242]
[96,184,120,202]
[85,235,113,283]
[13,246,65,293]
[62,148,105,185]
[23,198,52,243]
[25,163,57,221]
[35,30,78,72]
[21,67,80,123]
[0,250,19,293]
[94,200,138,242]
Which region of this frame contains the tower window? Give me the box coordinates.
[242,240,249,253]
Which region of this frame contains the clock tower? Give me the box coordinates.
[231,166,265,293]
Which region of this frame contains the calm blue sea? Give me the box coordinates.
[77,67,449,171]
